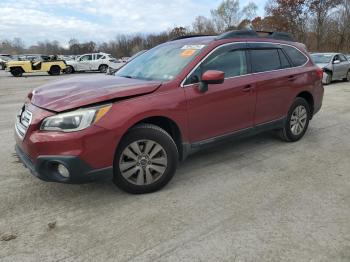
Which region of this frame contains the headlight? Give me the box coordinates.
[40,104,111,132]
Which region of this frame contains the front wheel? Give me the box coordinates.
[325,72,332,85]
[278,97,311,142]
[114,124,178,194]
[65,65,74,74]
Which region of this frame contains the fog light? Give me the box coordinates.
[57,164,70,178]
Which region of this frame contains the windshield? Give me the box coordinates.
[311,54,333,64]
[116,42,205,81]
[129,50,147,61]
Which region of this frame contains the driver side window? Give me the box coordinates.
[80,55,92,61]
[184,46,247,85]
[333,55,340,62]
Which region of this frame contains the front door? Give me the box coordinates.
[77,54,92,71]
[184,44,256,143]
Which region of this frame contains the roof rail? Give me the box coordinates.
[216,30,259,40]
[171,34,214,41]
[216,30,295,42]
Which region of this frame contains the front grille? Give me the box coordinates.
[15,106,32,140]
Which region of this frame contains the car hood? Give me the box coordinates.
[315,63,329,69]
[31,75,162,112]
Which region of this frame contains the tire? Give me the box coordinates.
[99,64,108,73]
[65,65,74,74]
[113,124,179,194]
[0,63,3,70]
[325,72,332,85]
[343,70,350,82]
[10,67,23,77]
[278,97,311,142]
[49,66,61,76]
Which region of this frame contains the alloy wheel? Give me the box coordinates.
[119,140,168,185]
[290,105,308,136]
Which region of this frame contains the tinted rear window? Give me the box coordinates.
[282,46,308,66]
[278,49,291,69]
[251,49,281,73]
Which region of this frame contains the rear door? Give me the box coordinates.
[184,43,257,142]
[339,54,349,78]
[248,43,294,125]
[332,55,342,79]
[93,54,104,70]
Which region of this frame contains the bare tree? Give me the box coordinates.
[265,0,309,43]
[211,0,240,32]
[308,0,341,50]
[335,0,350,51]
[192,16,216,34]
[242,2,258,21]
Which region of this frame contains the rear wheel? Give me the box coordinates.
[99,64,108,73]
[278,97,311,142]
[49,66,61,75]
[343,70,350,82]
[113,124,178,194]
[10,67,23,77]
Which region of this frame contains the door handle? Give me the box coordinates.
[288,75,297,81]
[242,85,252,92]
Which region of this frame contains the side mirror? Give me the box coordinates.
[199,70,225,92]
[333,60,341,64]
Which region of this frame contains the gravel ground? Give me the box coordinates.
[0,70,349,262]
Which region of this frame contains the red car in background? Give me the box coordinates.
[15,30,324,194]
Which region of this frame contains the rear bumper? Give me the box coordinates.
[15,145,113,184]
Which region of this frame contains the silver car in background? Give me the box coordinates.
[311,53,350,85]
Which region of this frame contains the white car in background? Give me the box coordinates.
[106,50,148,75]
[0,55,12,70]
[65,52,122,73]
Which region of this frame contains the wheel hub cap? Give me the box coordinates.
[119,140,168,185]
[290,105,307,136]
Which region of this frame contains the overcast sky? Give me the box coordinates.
[0,0,267,46]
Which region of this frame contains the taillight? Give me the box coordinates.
[316,68,323,80]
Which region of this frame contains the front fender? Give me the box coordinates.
[95,88,189,146]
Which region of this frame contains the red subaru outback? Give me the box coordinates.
[15,31,324,194]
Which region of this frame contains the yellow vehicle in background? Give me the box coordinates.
[6,55,67,77]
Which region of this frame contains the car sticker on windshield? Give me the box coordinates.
[181,49,196,57]
[181,45,205,50]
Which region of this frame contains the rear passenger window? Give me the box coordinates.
[282,46,308,66]
[339,55,347,62]
[250,49,281,73]
[278,49,291,69]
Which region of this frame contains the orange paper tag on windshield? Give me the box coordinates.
[181,49,196,57]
